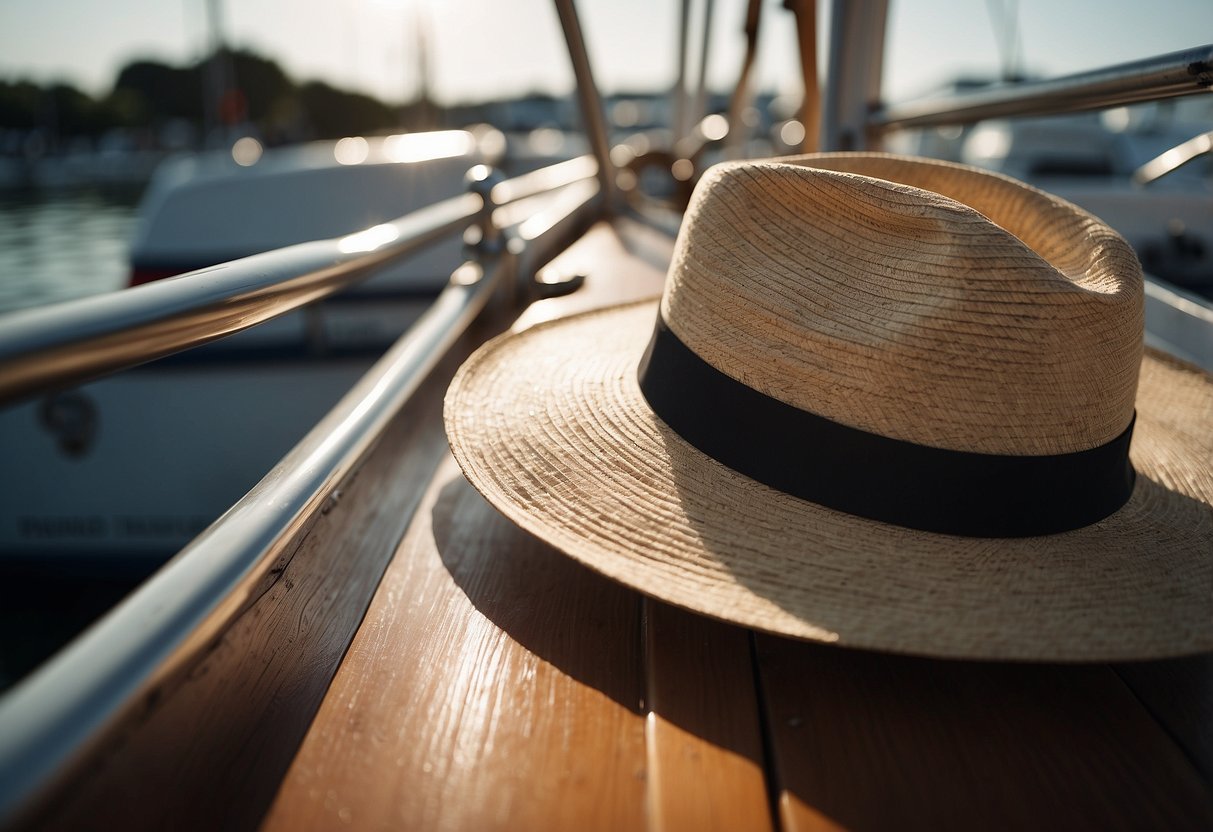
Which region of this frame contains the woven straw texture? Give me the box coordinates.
[663,155,1142,454]
[445,154,1213,661]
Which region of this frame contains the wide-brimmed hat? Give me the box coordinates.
[444,153,1213,661]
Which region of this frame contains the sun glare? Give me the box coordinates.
[334,136,371,165]
[231,136,263,166]
[383,130,474,163]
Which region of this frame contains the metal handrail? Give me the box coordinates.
[489,154,597,206]
[0,194,479,407]
[0,158,600,409]
[872,44,1213,132]
[0,177,603,826]
[1133,128,1213,185]
[0,270,493,825]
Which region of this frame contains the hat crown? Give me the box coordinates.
[660,154,1144,455]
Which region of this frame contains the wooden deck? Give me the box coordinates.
[25,219,1213,831]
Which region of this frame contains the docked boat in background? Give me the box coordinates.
[129,128,505,349]
[0,129,503,566]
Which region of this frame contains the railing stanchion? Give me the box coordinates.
[554,0,617,209]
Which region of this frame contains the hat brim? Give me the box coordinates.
[445,299,1213,661]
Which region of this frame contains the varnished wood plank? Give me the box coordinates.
[259,461,648,831]
[756,637,1213,831]
[1115,654,1213,784]
[644,601,774,832]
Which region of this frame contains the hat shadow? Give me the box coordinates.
[432,471,767,768]
[431,473,642,713]
[433,467,1213,828]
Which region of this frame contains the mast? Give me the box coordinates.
[692,0,716,125]
[553,0,617,208]
[672,0,692,141]
[413,7,436,127]
[202,0,234,148]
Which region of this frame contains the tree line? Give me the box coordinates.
[0,49,422,149]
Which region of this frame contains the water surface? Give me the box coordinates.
[0,190,139,314]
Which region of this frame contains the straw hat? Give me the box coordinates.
[445,153,1213,661]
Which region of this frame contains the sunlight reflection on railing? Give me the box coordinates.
[384,130,476,164]
[337,223,402,254]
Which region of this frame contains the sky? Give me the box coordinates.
[0,0,1211,106]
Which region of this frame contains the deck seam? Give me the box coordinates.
[748,630,784,832]
[1110,663,1213,791]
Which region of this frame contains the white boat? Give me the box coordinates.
[130,129,505,351]
[0,130,500,558]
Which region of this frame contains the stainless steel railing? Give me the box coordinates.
[554,0,617,205]
[821,0,1213,151]
[0,157,598,408]
[0,167,603,825]
[871,45,1213,133]
[0,194,477,406]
